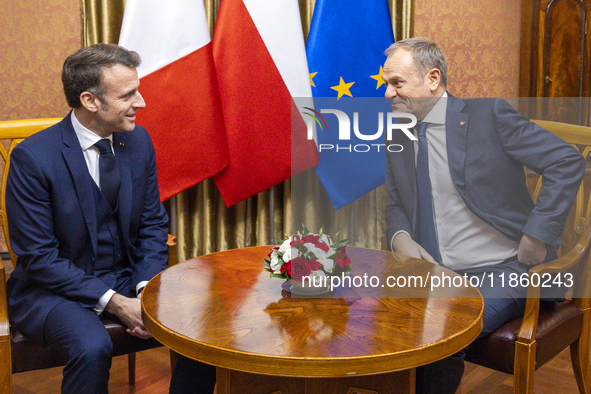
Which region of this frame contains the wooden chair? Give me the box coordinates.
[463,119,591,394]
[0,118,177,393]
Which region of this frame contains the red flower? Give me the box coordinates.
[301,234,320,244]
[341,248,351,267]
[335,249,351,268]
[315,242,329,253]
[308,259,322,271]
[281,261,292,276]
[290,235,300,247]
[290,257,313,282]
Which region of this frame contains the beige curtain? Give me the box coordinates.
[81,0,126,46]
[82,0,413,262]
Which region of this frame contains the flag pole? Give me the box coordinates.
[169,195,178,237]
[269,187,275,245]
[349,204,355,246]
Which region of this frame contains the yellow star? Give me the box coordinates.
[330,77,354,99]
[309,72,318,87]
[370,66,386,89]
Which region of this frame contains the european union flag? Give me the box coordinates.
[306,0,394,210]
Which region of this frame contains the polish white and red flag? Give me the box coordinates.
[119,0,229,201]
[212,0,318,207]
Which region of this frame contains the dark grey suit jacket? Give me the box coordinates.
[385,96,585,253]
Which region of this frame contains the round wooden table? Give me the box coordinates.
[142,246,483,394]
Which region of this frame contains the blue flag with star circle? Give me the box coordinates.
[306,0,395,210]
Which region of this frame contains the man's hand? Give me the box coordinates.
[105,293,151,339]
[518,233,547,266]
[392,232,437,264]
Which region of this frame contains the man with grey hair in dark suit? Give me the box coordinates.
[382,37,585,393]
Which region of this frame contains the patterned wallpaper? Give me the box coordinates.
[414,0,522,98]
[0,0,522,121]
[0,0,81,121]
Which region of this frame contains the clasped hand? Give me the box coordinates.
[105,293,151,339]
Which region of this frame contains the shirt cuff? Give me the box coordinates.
[391,230,412,252]
[94,289,116,315]
[136,281,149,297]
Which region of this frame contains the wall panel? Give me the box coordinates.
[414,0,522,97]
[0,0,81,121]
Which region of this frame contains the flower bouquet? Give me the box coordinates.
[264,225,351,294]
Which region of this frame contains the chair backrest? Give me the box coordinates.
[0,118,61,266]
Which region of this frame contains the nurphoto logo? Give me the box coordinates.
[303,108,417,153]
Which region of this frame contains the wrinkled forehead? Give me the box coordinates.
[101,65,140,93]
[383,48,421,78]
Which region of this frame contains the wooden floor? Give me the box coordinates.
[11,347,172,394]
[10,345,582,393]
[459,348,580,394]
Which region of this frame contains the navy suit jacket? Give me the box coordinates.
[385,96,585,254]
[6,114,169,344]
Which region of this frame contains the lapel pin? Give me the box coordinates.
[460,121,466,126]
[120,142,125,146]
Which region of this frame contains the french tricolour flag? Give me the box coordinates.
[212,0,319,207]
[119,0,229,201]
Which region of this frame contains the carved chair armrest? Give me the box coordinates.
[167,234,178,267]
[0,259,10,394]
[0,259,9,341]
[517,218,591,344]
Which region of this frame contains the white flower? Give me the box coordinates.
[303,242,317,252]
[320,234,332,246]
[270,253,282,272]
[283,247,293,262]
[308,270,326,287]
[318,257,334,273]
[278,237,298,263]
[302,243,334,273]
[279,238,292,253]
[313,247,327,261]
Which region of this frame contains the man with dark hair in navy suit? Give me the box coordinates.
[382,37,585,394]
[5,43,214,394]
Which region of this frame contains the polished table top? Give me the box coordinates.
[141,246,483,377]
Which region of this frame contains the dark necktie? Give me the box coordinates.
[95,139,120,209]
[415,122,440,261]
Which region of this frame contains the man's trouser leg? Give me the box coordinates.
[416,257,529,394]
[43,299,113,394]
[170,354,217,394]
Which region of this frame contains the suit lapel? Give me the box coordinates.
[113,133,131,248]
[446,96,469,193]
[388,131,418,231]
[60,115,98,255]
